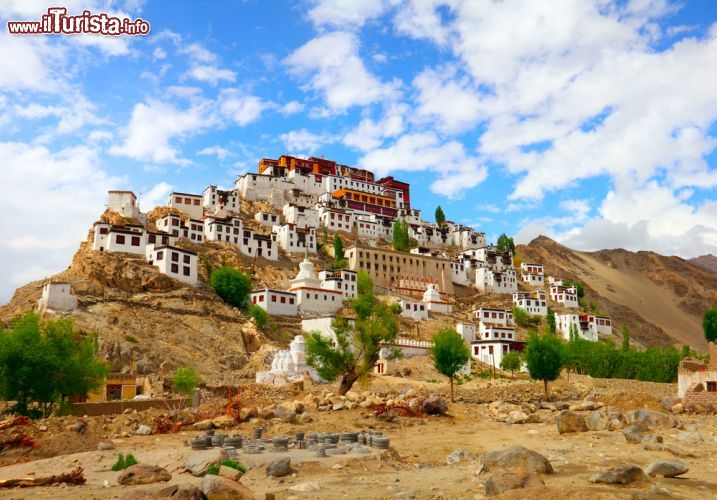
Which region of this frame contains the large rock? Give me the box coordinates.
[625,409,676,429]
[590,465,646,485]
[258,406,275,419]
[266,457,291,477]
[274,405,297,423]
[239,406,258,421]
[586,410,608,431]
[646,459,689,478]
[484,469,545,496]
[423,396,447,415]
[117,464,172,485]
[136,424,153,435]
[201,475,254,499]
[676,431,703,443]
[212,415,236,429]
[219,465,243,481]
[557,411,588,434]
[622,422,649,443]
[193,419,214,431]
[506,411,529,425]
[150,485,204,499]
[446,448,474,465]
[185,449,223,477]
[482,445,554,474]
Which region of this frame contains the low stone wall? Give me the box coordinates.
[67,398,190,416]
[683,390,717,412]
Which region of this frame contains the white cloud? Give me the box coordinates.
[394,0,454,46]
[141,181,173,209]
[197,146,230,160]
[180,42,236,85]
[284,31,400,113]
[343,104,406,151]
[153,47,167,60]
[280,129,335,155]
[559,199,591,222]
[280,101,304,115]
[359,132,487,198]
[218,89,270,126]
[110,99,215,164]
[307,0,387,28]
[0,141,123,302]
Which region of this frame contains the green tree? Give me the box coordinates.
[525,331,564,397]
[305,271,399,395]
[621,325,630,351]
[0,314,107,418]
[496,233,515,253]
[704,307,717,343]
[210,266,252,309]
[435,205,446,226]
[248,304,268,326]
[431,328,470,402]
[564,280,585,298]
[500,351,522,379]
[546,307,556,334]
[172,367,201,396]
[512,307,540,327]
[333,234,344,260]
[392,219,410,252]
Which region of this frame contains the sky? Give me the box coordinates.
[1,0,717,303]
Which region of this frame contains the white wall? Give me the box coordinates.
[251,289,298,316]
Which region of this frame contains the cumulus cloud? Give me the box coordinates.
[343,104,406,151]
[359,132,487,198]
[218,89,270,126]
[280,129,335,155]
[284,31,400,113]
[306,0,387,28]
[141,181,173,209]
[197,145,230,160]
[0,142,124,302]
[180,42,236,85]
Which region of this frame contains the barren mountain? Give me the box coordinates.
[518,236,717,349]
[690,254,717,274]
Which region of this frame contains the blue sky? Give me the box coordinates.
[1,0,717,302]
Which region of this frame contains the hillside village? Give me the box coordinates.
[3,154,717,498]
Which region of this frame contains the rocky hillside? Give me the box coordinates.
[690,254,717,274]
[517,236,717,349]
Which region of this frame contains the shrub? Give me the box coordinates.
[391,302,403,315]
[207,459,246,475]
[512,307,540,327]
[704,307,717,343]
[210,266,251,309]
[124,335,138,344]
[248,304,268,326]
[172,367,201,396]
[112,453,138,471]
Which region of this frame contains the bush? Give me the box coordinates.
[248,304,268,326]
[124,334,138,343]
[208,459,246,475]
[112,453,138,471]
[391,302,403,315]
[704,307,717,343]
[512,307,540,327]
[172,367,201,396]
[210,266,252,309]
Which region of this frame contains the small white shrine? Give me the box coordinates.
[256,335,318,386]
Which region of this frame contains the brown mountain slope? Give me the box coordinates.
[517,236,717,349]
[691,254,717,274]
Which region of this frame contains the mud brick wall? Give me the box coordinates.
[683,391,717,411]
[67,398,190,416]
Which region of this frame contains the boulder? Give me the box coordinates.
[212,415,236,429]
[298,412,313,424]
[152,485,204,499]
[266,457,291,477]
[608,418,624,431]
[586,410,608,431]
[345,391,360,403]
[239,406,258,421]
[625,409,676,429]
[258,407,275,419]
[677,431,703,443]
[117,464,171,485]
[423,396,447,416]
[622,422,649,443]
[671,403,684,415]
[664,443,699,458]
[273,406,297,423]
[646,459,689,478]
[481,445,554,474]
[136,424,152,436]
[557,411,588,434]
[446,448,474,465]
[661,396,681,412]
[218,465,243,481]
[484,469,545,496]
[185,449,223,477]
[192,419,214,431]
[590,465,646,485]
[506,411,529,425]
[97,441,115,451]
[332,402,345,411]
[201,475,254,499]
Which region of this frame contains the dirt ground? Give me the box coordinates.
[0,374,715,499]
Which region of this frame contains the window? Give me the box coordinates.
[280,296,286,304]
[171,252,179,262]
[131,236,140,246]
[156,251,163,260]
[271,295,276,302]
[707,382,717,392]
[171,263,178,273]
[99,227,108,234]
[193,199,200,205]
[259,295,264,302]
[289,298,295,304]
[116,234,125,244]
[183,266,190,276]
[183,255,190,264]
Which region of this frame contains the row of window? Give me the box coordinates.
[254,294,296,305]
[175,196,201,206]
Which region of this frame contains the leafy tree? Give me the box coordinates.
[392,219,410,252]
[431,328,470,402]
[621,325,630,351]
[496,233,515,254]
[564,280,585,298]
[546,307,556,334]
[704,307,717,343]
[0,314,107,418]
[172,367,201,396]
[305,271,399,394]
[512,307,540,327]
[248,304,268,326]
[500,351,522,379]
[525,331,564,397]
[210,266,252,309]
[435,205,446,226]
[333,234,344,261]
